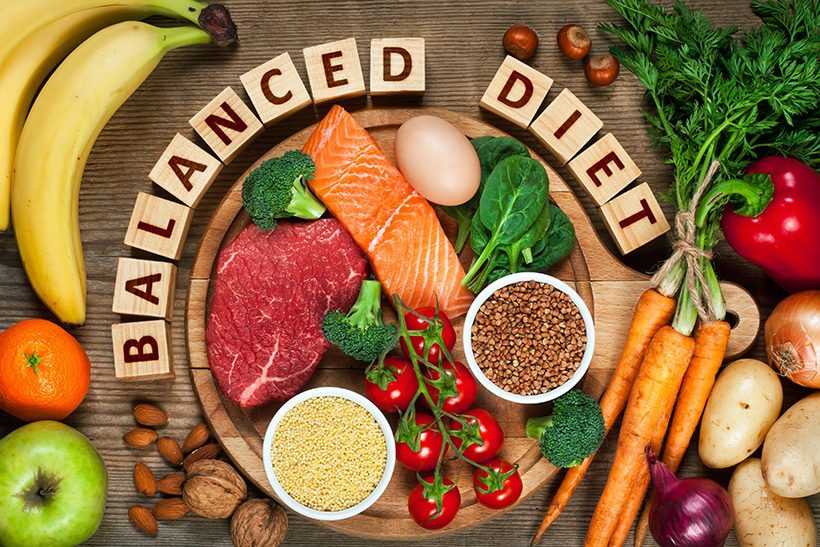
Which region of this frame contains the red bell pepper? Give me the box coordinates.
[722,156,820,293]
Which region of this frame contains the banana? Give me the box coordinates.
[12,22,212,325]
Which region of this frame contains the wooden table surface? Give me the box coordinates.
[1,1,817,545]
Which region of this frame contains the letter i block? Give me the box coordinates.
[189,87,264,163]
[112,258,177,320]
[600,182,671,254]
[480,56,553,128]
[568,133,642,206]
[530,88,603,164]
[111,320,174,381]
[124,192,193,260]
[303,38,367,104]
[240,52,313,127]
[370,38,425,95]
[149,134,223,208]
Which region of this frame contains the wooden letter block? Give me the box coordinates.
[240,52,312,126]
[303,38,366,104]
[600,182,670,254]
[149,133,223,208]
[369,38,425,95]
[124,192,193,260]
[568,133,642,206]
[111,320,174,381]
[480,56,553,128]
[112,258,178,320]
[189,87,264,163]
[530,88,603,164]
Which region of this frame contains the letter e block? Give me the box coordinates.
[530,88,602,164]
[189,87,264,163]
[111,320,174,381]
[480,56,553,128]
[112,258,177,320]
[568,133,641,206]
[124,192,193,260]
[240,52,312,126]
[370,38,425,95]
[600,182,670,254]
[303,38,366,104]
[149,133,223,208]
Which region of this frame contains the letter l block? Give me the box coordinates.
[480,55,553,128]
[111,320,174,381]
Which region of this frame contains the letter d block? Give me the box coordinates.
[111,320,174,381]
[303,38,366,104]
[480,56,553,128]
[370,38,425,95]
[112,258,177,320]
[600,182,670,254]
[189,87,264,163]
[240,52,312,127]
[124,192,193,260]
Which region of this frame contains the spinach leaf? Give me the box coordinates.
[501,192,551,272]
[528,204,576,271]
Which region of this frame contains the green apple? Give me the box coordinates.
[0,420,108,547]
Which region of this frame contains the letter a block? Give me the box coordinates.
[124,192,193,260]
[600,182,670,254]
[370,38,425,95]
[111,320,174,381]
[303,38,366,104]
[112,258,177,320]
[568,133,641,206]
[480,56,553,128]
[189,87,264,163]
[530,88,603,164]
[240,52,312,127]
[149,133,223,208]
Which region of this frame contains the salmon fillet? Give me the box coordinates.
[303,106,473,317]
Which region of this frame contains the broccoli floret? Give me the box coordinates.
[241,149,326,230]
[525,390,605,468]
[322,280,399,362]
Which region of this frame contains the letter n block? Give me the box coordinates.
[112,258,177,320]
[480,56,553,128]
[370,38,425,95]
[303,38,366,104]
[111,320,174,381]
[189,87,264,163]
[530,88,602,164]
[124,192,193,260]
[568,133,641,205]
[240,52,312,126]
[149,134,223,208]
[600,182,670,254]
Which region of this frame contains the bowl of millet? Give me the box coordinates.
[463,272,595,405]
[262,387,395,520]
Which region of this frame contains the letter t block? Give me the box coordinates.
[480,56,553,128]
[600,182,670,254]
[111,320,174,381]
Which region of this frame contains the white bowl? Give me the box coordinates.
[463,272,595,405]
[262,387,395,521]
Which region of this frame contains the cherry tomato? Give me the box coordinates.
[408,475,461,529]
[364,357,419,413]
[451,408,504,463]
[425,361,477,414]
[473,459,522,510]
[400,306,456,364]
[396,413,446,472]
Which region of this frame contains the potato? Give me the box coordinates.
[761,391,820,497]
[729,458,816,547]
[699,359,782,469]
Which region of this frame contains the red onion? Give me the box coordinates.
[647,447,734,547]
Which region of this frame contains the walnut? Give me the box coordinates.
[231,499,288,547]
[182,459,247,519]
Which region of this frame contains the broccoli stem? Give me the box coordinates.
[525,415,554,440]
[286,177,326,220]
[347,280,384,329]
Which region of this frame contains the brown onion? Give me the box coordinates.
[765,290,820,388]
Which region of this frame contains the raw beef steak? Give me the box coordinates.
[206,219,367,407]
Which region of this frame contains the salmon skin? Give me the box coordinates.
[303,106,473,317]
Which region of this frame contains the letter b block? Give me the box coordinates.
[189,87,264,163]
[480,56,553,128]
[600,182,670,254]
[112,258,177,320]
[303,38,366,104]
[111,320,174,381]
[370,38,425,95]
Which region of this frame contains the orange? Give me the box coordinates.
[0,318,90,421]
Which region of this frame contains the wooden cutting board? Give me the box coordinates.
[185,108,759,540]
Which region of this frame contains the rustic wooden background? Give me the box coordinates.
[0,1,817,545]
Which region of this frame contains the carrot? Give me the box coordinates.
[584,326,695,547]
[531,289,675,545]
[633,320,731,547]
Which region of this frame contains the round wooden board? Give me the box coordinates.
[186,108,759,540]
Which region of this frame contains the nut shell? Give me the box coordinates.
[157,437,184,466]
[182,422,210,453]
[134,462,157,496]
[133,403,168,427]
[231,499,288,547]
[128,505,158,536]
[183,459,247,519]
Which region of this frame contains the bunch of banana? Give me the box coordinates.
[5,1,236,325]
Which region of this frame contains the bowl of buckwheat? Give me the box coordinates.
[463,272,595,405]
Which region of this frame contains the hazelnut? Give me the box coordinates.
[231,499,288,547]
[585,54,620,86]
[557,24,591,60]
[182,459,247,519]
[503,24,539,61]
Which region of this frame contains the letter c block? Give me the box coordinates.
[480,56,553,128]
[111,320,174,381]
[240,52,312,126]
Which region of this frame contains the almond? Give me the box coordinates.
[128,505,158,536]
[134,462,157,496]
[133,403,168,427]
[183,442,222,471]
[182,422,210,453]
[124,428,158,448]
[157,473,185,496]
[152,497,189,520]
[157,437,184,466]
